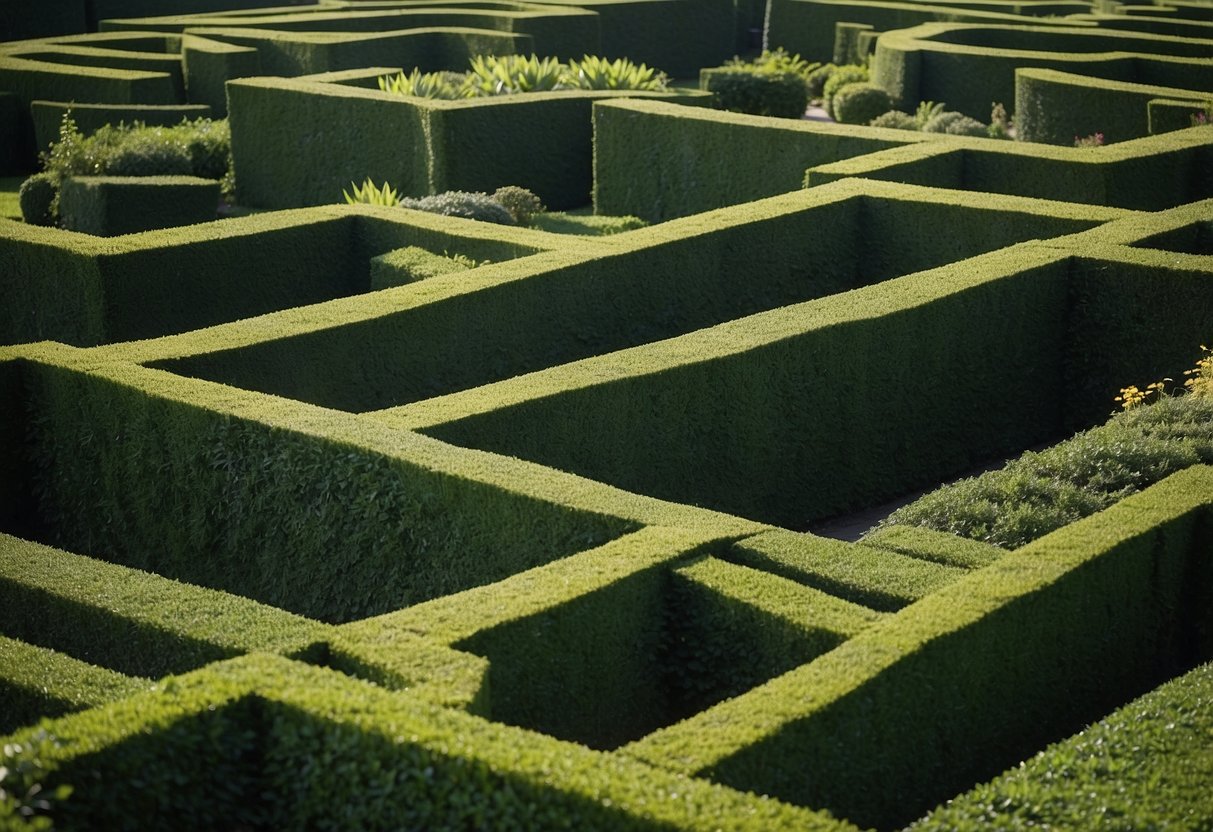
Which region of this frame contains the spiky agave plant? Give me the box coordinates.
[377,69,460,99]
[913,100,948,129]
[464,54,566,96]
[562,55,667,91]
[342,177,401,207]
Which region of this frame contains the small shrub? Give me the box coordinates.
[1074,132,1105,147]
[1184,345,1213,396]
[343,178,401,207]
[18,173,56,225]
[831,82,893,125]
[869,110,918,130]
[922,111,987,136]
[563,56,667,91]
[465,54,565,95]
[378,69,462,99]
[821,64,869,118]
[728,48,817,77]
[400,191,516,224]
[805,63,836,100]
[913,100,948,129]
[491,185,545,224]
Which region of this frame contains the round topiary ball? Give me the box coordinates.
[821,64,870,119]
[832,83,894,125]
[868,110,918,130]
[922,111,988,137]
[19,172,57,226]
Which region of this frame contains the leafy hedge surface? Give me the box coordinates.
[877,394,1213,548]
[0,636,148,733]
[14,351,633,623]
[0,655,853,832]
[912,660,1213,830]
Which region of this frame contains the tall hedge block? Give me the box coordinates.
[229,75,710,210]
[59,175,220,236]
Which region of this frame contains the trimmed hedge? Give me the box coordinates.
[872,22,1213,119]
[729,530,965,611]
[369,245,476,289]
[876,388,1213,549]
[5,345,638,623]
[766,0,1087,62]
[0,636,148,734]
[666,555,883,717]
[228,72,710,210]
[59,175,219,235]
[0,532,328,678]
[805,125,1213,210]
[592,98,928,221]
[0,654,852,831]
[913,660,1213,829]
[624,466,1213,829]
[700,67,809,118]
[1015,66,1211,144]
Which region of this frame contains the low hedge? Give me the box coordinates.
[912,659,1213,829]
[0,532,328,679]
[700,67,809,118]
[30,101,213,154]
[0,654,852,831]
[59,175,220,236]
[228,73,710,210]
[873,393,1213,549]
[729,530,965,611]
[666,555,883,717]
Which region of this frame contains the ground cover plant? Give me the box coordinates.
[2,1,1213,830]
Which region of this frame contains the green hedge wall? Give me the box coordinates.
[180,33,260,115]
[0,220,106,347]
[0,654,852,831]
[1015,66,1211,144]
[0,533,327,679]
[666,555,883,718]
[229,74,709,210]
[59,175,220,236]
[625,466,1213,829]
[0,636,147,734]
[766,0,1080,62]
[913,660,1213,829]
[872,22,1213,119]
[592,98,925,221]
[6,346,634,623]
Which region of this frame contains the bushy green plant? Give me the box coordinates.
[805,63,836,100]
[868,110,917,130]
[831,82,893,125]
[728,48,817,77]
[343,177,401,207]
[377,68,462,100]
[870,392,1213,549]
[562,56,667,91]
[465,53,565,96]
[913,100,948,128]
[18,173,56,226]
[921,111,987,136]
[821,64,869,118]
[492,185,544,224]
[400,191,516,224]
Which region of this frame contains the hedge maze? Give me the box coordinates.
[2,0,1213,829]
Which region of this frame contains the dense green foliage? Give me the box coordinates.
[913,660,1213,829]
[876,394,1213,548]
[831,82,893,125]
[378,54,668,100]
